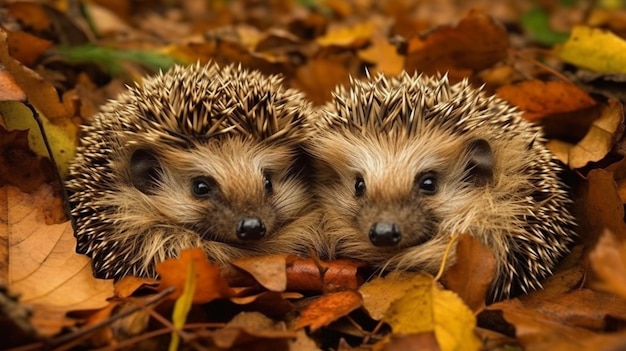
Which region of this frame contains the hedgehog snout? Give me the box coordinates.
[236,216,266,240]
[369,221,402,246]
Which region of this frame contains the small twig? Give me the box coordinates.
[362,319,385,345]
[509,48,571,83]
[7,287,176,351]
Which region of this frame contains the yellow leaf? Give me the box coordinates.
[170,258,196,351]
[359,271,421,320]
[557,26,626,74]
[383,273,481,351]
[0,101,77,177]
[316,22,372,48]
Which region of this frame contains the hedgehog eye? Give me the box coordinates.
[418,173,437,195]
[264,174,273,194]
[355,176,366,197]
[191,177,215,197]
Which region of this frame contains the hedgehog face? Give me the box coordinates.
[312,129,496,269]
[123,137,307,247]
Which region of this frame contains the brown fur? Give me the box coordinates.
[66,63,323,279]
[308,73,576,301]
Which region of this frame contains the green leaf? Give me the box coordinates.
[56,45,179,76]
[520,7,569,46]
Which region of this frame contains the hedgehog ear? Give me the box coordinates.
[462,138,494,186]
[130,149,162,194]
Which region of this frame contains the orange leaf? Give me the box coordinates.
[295,290,363,331]
[405,9,508,79]
[156,248,234,303]
[286,258,363,292]
[358,34,405,76]
[441,233,496,311]
[0,70,25,101]
[316,22,372,48]
[291,58,351,105]
[589,229,626,299]
[114,276,159,299]
[496,80,597,122]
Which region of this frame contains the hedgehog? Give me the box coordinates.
[65,62,322,280]
[307,72,577,301]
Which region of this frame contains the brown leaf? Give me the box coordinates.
[287,258,363,292]
[0,127,56,193]
[156,248,234,303]
[583,169,626,245]
[113,276,159,299]
[568,99,624,169]
[291,58,351,105]
[0,28,71,122]
[377,332,440,351]
[405,9,508,79]
[230,291,299,318]
[231,254,291,292]
[589,229,626,299]
[441,233,496,311]
[4,184,114,336]
[210,312,296,349]
[0,70,26,101]
[482,296,626,350]
[496,80,598,122]
[6,30,53,66]
[295,290,363,331]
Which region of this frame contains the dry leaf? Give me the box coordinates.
[495,80,597,122]
[382,273,481,351]
[291,58,351,105]
[157,248,234,303]
[583,169,626,243]
[0,70,26,102]
[229,291,299,318]
[287,258,363,292]
[4,184,114,336]
[5,30,53,66]
[211,312,296,349]
[405,9,508,79]
[376,332,440,351]
[441,233,495,311]
[231,254,291,292]
[568,99,624,169]
[113,276,159,299]
[358,34,405,76]
[359,271,420,321]
[557,25,626,74]
[316,22,373,48]
[589,229,626,299]
[295,290,362,331]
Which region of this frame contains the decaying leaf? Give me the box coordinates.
[4,184,114,336]
[495,80,597,122]
[441,233,496,312]
[156,248,234,303]
[295,290,363,331]
[582,169,626,244]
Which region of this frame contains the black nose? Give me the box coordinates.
[369,222,401,246]
[236,217,266,240]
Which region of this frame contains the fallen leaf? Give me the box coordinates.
[589,229,626,299]
[114,276,159,299]
[376,332,440,351]
[568,99,624,169]
[0,70,26,101]
[287,258,363,292]
[4,184,114,336]
[5,30,53,66]
[557,25,626,74]
[316,22,373,48]
[231,254,291,292]
[405,9,508,79]
[583,169,626,244]
[156,248,234,304]
[441,233,496,311]
[358,34,405,76]
[291,58,351,105]
[210,312,296,349]
[496,80,597,122]
[383,273,481,351]
[229,291,299,318]
[359,271,420,321]
[295,290,362,331]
